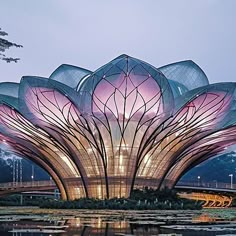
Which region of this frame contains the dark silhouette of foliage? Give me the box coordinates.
[39,188,202,210]
[0,27,22,63]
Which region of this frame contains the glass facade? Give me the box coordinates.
[0,55,235,200]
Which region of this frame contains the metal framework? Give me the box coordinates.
[0,55,236,200]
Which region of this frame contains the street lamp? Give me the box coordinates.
[213,180,218,188]
[229,174,233,189]
[49,176,52,184]
[31,165,34,186]
[197,176,201,186]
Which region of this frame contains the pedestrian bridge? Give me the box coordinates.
[175,181,236,208]
[175,181,236,194]
[0,180,235,207]
[0,180,235,195]
[0,180,56,196]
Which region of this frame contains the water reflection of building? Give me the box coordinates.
[62,219,162,236]
[192,213,221,223]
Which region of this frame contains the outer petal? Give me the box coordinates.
[135,83,236,188]
[158,60,209,97]
[0,96,73,199]
[0,134,67,199]
[165,126,236,188]
[0,82,19,98]
[50,64,91,89]
[19,76,104,198]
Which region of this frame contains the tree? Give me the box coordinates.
[0,27,22,63]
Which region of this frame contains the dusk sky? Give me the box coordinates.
[0,0,236,84]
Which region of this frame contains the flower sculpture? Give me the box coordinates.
[0,54,235,200]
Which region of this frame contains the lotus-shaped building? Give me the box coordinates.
[0,55,235,200]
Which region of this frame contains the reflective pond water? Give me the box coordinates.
[0,207,236,235]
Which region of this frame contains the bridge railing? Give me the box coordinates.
[177,181,236,189]
[0,180,235,190]
[0,180,56,189]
